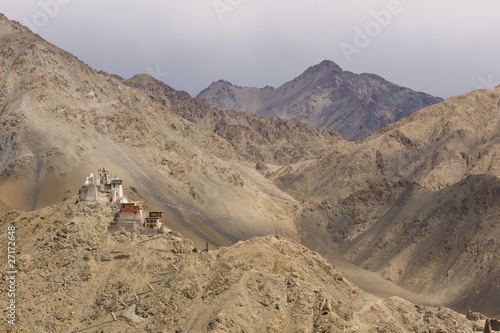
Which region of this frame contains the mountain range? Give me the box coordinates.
[276,85,500,317]
[125,71,500,317]
[0,12,499,331]
[198,60,443,141]
[122,73,346,166]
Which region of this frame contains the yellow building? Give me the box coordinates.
[144,212,164,229]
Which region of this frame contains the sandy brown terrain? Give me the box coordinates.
[278,86,500,317]
[0,199,485,332]
[125,60,500,318]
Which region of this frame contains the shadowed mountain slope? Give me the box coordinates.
[275,87,500,203]
[298,175,500,317]
[126,69,500,317]
[2,12,500,322]
[124,58,500,317]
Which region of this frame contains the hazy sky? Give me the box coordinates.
[1,1,500,99]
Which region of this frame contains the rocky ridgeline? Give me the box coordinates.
[198,60,443,141]
[124,74,347,166]
[1,12,500,331]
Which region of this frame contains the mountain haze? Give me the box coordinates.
[199,60,443,141]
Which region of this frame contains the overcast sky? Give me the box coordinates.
[1,1,500,99]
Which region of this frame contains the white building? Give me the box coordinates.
[79,168,127,203]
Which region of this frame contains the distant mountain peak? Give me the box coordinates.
[216,79,233,85]
[312,59,343,71]
[210,79,239,89]
[129,73,156,81]
[199,61,442,141]
[298,60,343,79]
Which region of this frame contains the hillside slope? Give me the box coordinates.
[0,199,482,332]
[275,87,500,202]
[280,86,500,317]
[198,60,443,141]
[2,12,500,321]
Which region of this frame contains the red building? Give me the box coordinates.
[120,203,142,214]
[108,203,144,233]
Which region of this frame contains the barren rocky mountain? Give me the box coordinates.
[278,86,500,317]
[296,175,500,318]
[123,74,348,166]
[274,86,500,203]
[198,60,443,141]
[0,199,484,332]
[0,13,299,249]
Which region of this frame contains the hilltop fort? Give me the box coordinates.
[78,168,168,234]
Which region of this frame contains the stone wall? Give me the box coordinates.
[108,212,144,233]
[484,319,500,333]
[79,185,97,202]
